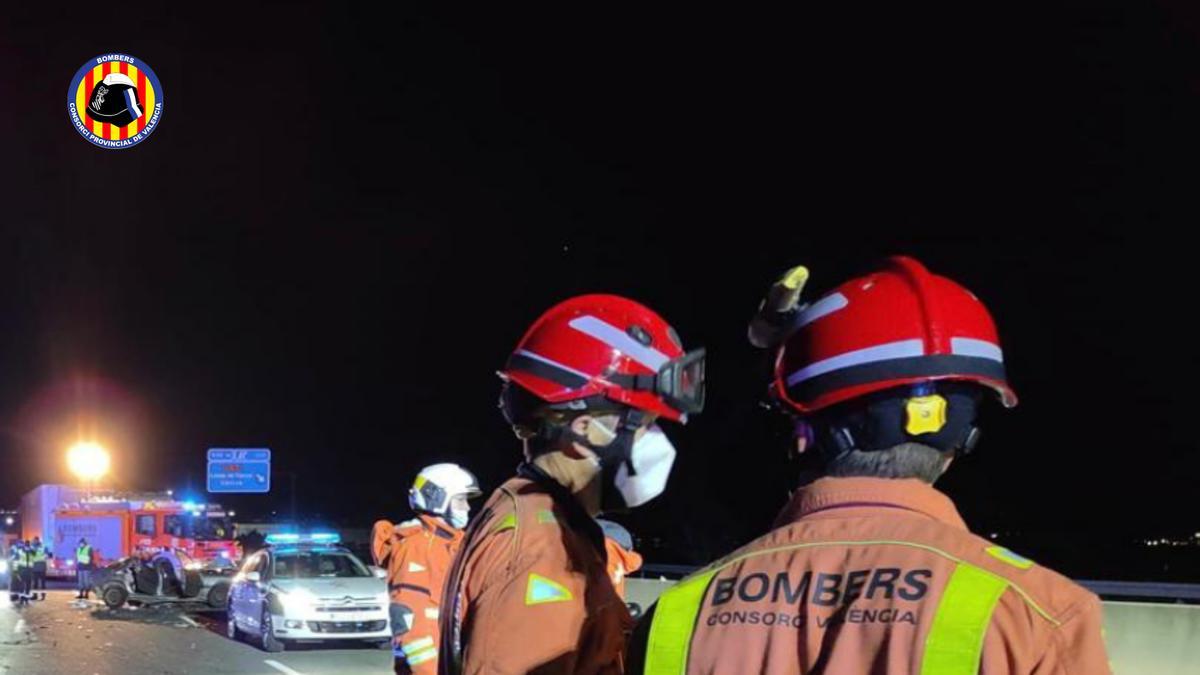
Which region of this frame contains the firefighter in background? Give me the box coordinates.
[373,463,481,674]
[13,541,33,606]
[151,547,186,596]
[75,538,95,600]
[598,519,643,601]
[628,258,1111,674]
[29,536,49,601]
[8,542,28,605]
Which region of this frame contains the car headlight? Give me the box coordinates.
[275,587,318,613]
[185,562,203,571]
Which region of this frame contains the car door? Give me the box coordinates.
[233,553,264,631]
[229,554,250,629]
[246,552,270,634]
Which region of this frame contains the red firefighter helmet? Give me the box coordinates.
[501,294,705,423]
[774,256,1018,414]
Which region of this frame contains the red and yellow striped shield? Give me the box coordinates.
[68,54,163,149]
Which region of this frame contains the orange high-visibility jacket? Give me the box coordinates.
[440,468,632,675]
[630,477,1111,675]
[374,514,464,673]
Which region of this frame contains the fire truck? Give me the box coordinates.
[21,485,240,578]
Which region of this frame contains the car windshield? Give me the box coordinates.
[272,551,370,579]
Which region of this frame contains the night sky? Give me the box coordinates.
[3,3,1198,578]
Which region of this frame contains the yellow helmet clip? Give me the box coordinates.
[905,394,948,435]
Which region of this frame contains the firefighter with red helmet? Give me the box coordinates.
[629,257,1111,674]
[438,294,705,675]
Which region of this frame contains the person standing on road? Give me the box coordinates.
[151,547,185,596]
[8,542,26,604]
[627,258,1111,674]
[29,536,49,601]
[14,541,33,606]
[440,295,706,675]
[75,538,95,600]
[373,463,482,675]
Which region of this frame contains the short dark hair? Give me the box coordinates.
[825,442,948,483]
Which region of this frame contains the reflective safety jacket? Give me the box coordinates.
[439,464,632,675]
[629,477,1111,675]
[373,514,464,673]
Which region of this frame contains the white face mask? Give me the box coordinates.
[447,499,470,529]
[612,425,677,508]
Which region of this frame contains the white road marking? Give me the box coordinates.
[14,619,27,634]
[178,615,200,628]
[264,660,306,675]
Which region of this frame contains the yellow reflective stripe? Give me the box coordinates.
[402,636,435,655]
[920,564,1009,675]
[986,546,1034,570]
[536,509,557,524]
[407,647,438,665]
[492,513,517,534]
[644,569,718,675]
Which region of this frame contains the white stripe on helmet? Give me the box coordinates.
[786,339,925,387]
[568,316,670,371]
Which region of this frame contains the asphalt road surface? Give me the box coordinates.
[0,589,392,675]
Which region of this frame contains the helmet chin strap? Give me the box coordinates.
[583,413,655,514]
[564,411,644,474]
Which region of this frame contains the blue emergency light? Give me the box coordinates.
[264,532,340,545]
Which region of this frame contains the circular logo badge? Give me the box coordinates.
[67,53,163,150]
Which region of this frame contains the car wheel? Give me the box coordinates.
[260,607,286,653]
[207,582,230,609]
[102,584,129,610]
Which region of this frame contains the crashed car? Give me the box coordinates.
[91,548,235,610]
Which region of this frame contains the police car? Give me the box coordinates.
[225,533,391,652]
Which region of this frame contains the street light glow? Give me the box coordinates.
[4,517,12,526]
[67,442,111,482]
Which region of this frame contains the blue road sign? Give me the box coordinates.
[207,448,271,493]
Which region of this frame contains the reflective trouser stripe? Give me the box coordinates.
[401,636,436,656]
[643,569,719,675]
[920,563,1009,675]
[407,647,438,665]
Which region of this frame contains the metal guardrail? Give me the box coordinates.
[1078,580,1200,601]
[636,563,697,578]
[639,565,1200,602]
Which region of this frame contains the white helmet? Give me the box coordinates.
[409,463,482,528]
